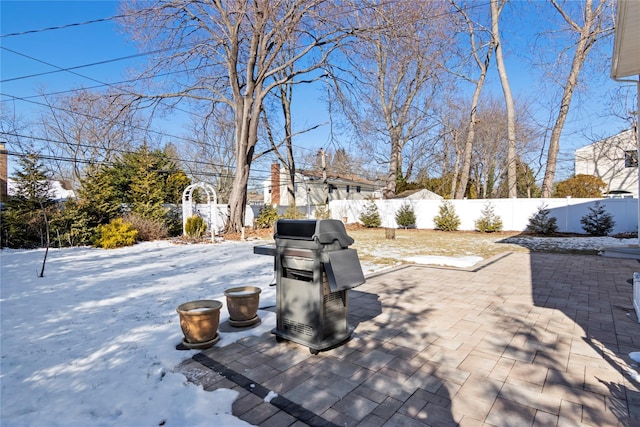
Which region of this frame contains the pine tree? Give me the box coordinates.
[475,202,503,232]
[395,203,416,228]
[77,146,190,233]
[359,199,381,228]
[580,201,615,236]
[1,152,54,248]
[433,200,460,231]
[526,204,558,235]
[127,147,168,222]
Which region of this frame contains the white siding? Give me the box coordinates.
[575,130,638,197]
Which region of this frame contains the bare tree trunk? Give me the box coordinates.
[121,1,350,233]
[383,133,402,199]
[491,0,517,198]
[540,0,611,197]
[449,129,461,198]
[453,3,495,199]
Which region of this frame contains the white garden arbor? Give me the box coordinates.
[182,182,218,241]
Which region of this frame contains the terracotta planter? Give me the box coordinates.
[224,286,261,327]
[176,300,222,348]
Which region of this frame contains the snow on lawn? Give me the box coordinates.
[1,235,637,426]
[501,235,637,251]
[1,240,280,427]
[405,255,483,268]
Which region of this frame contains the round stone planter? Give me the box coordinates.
[224,286,261,327]
[176,300,222,349]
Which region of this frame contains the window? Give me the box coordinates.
[356,186,361,193]
[328,184,334,193]
[346,185,350,193]
[625,150,638,168]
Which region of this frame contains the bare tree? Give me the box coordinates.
[121,0,352,232]
[39,88,141,186]
[539,0,614,197]
[450,1,495,199]
[490,0,517,198]
[180,107,236,202]
[330,0,453,198]
[260,53,327,208]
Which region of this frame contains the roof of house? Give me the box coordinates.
[393,188,443,200]
[575,129,636,153]
[298,169,379,186]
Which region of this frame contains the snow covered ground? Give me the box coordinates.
[1,236,638,426]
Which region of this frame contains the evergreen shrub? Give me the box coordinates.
[395,203,416,228]
[49,199,94,247]
[255,205,278,229]
[526,204,558,235]
[185,215,207,238]
[314,204,331,220]
[94,218,138,249]
[475,202,503,233]
[433,200,460,231]
[282,205,305,219]
[359,199,381,228]
[580,201,615,236]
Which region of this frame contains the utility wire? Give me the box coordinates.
[1,47,171,83]
[1,91,325,159]
[2,148,311,189]
[0,7,159,38]
[2,130,324,180]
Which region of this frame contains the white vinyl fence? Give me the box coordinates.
[186,204,255,234]
[329,198,639,234]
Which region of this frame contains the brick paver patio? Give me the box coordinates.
[176,252,640,426]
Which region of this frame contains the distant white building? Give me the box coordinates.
[263,163,380,207]
[7,178,76,201]
[574,129,638,198]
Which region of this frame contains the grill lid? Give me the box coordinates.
[274,219,354,247]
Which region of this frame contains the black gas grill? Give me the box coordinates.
[256,219,365,354]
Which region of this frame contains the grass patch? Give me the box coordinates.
[345,227,604,266]
[346,228,529,266]
[236,224,611,266]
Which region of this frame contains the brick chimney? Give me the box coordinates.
[0,143,7,203]
[270,163,280,206]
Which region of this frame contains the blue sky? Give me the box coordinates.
[1,1,138,97]
[1,0,636,180]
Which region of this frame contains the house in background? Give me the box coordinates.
[263,163,380,207]
[7,178,76,201]
[574,129,638,198]
[1,146,75,203]
[393,188,443,200]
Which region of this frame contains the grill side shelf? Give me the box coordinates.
[253,245,276,256]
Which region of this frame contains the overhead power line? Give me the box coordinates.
[0,90,324,163]
[0,7,160,38]
[1,47,162,83]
